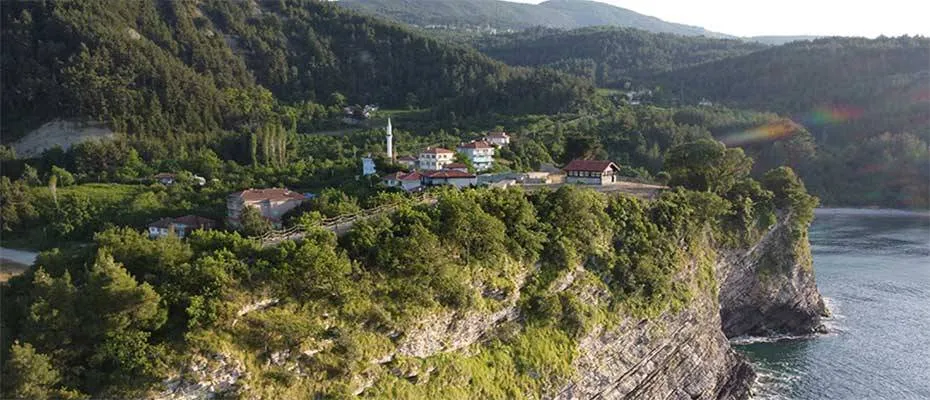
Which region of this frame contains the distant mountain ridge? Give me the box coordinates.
[337,0,734,38]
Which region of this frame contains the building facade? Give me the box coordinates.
[456,141,495,171]
[422,170,477,188]
[418,147,455,170]
[483,131,511,147]
[563,159,621,185]
[227,188,307,228]
[383,171,423,191]
[362,155,376,176]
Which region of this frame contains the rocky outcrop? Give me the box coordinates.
[155,354,246,400]
[555,251,755,400]
[717,213,828,337]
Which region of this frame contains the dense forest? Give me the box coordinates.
[1,0,596,142]
[337,0,729,37]
[475,26,766,87]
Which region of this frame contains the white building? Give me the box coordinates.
[456,141,495,171]
[483,131,511,147]
[361,155,376,176]
[563,159,621,186]
[418,147,455,170]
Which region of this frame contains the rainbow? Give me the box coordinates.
[720,121,798,147]
[803,105,863,125]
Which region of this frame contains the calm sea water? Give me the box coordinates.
[735,208,930,400]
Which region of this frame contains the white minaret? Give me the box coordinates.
[386,118,394,160]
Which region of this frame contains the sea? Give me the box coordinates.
[734,208,930,400]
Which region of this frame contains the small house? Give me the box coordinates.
[362,155,376,176]
[227,188,308,228]
[422,170,477,188]
[396,155,418,169]
[563,159,621,186]
[443,162,470,173]
[383,171,423,192]
[154,172,177,185]
[483,131,511,147]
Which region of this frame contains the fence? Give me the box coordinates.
[257,193,435,246]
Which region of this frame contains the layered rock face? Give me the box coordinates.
[554,270,755,400]
[717,214,828,337]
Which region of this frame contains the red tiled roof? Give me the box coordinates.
[444,163,468,169]
[458,141,493,149]
[562,159,619,172]
[421,147,454,154]
[384,171,423,181]
[423,170,476,179]
[154,172,177,179]
[230,188,305,202]
[149,215,216,229]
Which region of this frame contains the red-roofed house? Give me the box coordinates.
[422,169,477,188]
[227,188,307,228]
[148,215,217,238]
[456,141,495,171]
[563,159,621,185]
[418,147,455,170]
[383,171,424,191]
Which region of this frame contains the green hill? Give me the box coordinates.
[0,0,595,141]
[337,0,732,37]
[475,26,766,86]
[652,36,930,144]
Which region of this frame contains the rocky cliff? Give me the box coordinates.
[718,213,828,338]
[155,213,825,400]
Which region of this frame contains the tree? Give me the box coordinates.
[1,342,68,400]
[0,177,38,232]
[239,206,272,236]
[50,166,75,186]
[664,139,752,194]
[453,152,476,173]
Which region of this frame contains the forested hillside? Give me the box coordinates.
[0,0,595,141]
[475,27,766,87]
[338,0,729,37]
[653,36,930,143]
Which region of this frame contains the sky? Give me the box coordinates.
[507,0,930,37]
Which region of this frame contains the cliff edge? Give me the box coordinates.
[718,212,828,338]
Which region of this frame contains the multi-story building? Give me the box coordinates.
[483,131,511,147]
[418,147,455,170]
[456,141,495,171]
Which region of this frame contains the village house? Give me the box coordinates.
[443,162,470,173]
[383,171,424,192]
[147,215,217,239]
[396,155,418,169]
[418,147,455,170]
[227,188,307,228]
[154,172,176,185]
[456,140,495,171]
[563,159,622,185]
[483,131,511,147]
[421,170,477,188]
